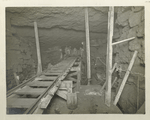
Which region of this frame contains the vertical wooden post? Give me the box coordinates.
[105,6,114,107]
[137,75,139,110]
[13,73,19,85]
[34,21,42,75]
[77,62,81,91]
[85,7,91,85]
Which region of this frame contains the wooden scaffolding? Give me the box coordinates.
[85,7,137,107]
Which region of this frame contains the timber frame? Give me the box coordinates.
[84,7,136,107]
[104,7,136,106]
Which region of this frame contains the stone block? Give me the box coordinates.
[129,11,142,27]
[137,21,144,37]
[127,26,138,38]
[113,28,120,39]
[129,38,141,51]
[120,32,128,40]
[116,10,131,26]
[141,9,144,21]
[131,6,143,12]
[137,47,145,65]
[122,26,130,34]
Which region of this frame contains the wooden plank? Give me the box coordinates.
[100,81,107,95]
[66,77,77,82]
[14,86,45,96]
[67,71,78,77]
[113,51,138,105]
[27,81,53,87]
[42,72,60,76]
[39,95,53,109]
[56,90,67,100]
[51,67,65,70]
[33,108,44,114]
[24,57,77,114]
[46,70,62,73]
[85,7,91,85]
[111,63,117,73]
[137,75,139,110]
[35,76,57,81]
[112,77,118,87]
[38,59,76,109]
[112,37,135,46]
[105,6,114,107]
[7,98,36,108]
[50,69,64,72]
[13,72,19,85]
[100,77,117,95]
[60,81,73,89]
[98,62,116,94]
[77,62,81,91]
[39,75,57,79]
[34,21,42,75]
[70,67,79,71]
[14,81,71,96]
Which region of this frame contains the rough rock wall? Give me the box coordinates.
[6,7,108,50]
[113,6,145,113]
[6,7,109,88]
[6,12,36,91]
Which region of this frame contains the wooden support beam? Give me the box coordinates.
[105,6,114,107]
[137,75,139,110]
[100,63,117,94]
[85,7,91,85]
[56,90,68,100]
[100,76,118,95]
[113,51,138,105]
[112,77,118,87]
[13,72,19,85]
[112,37,135,46]
[77,62,81,91]
[34,21,42,75]
[111,63,117,73]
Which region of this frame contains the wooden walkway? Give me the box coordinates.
[7,57,81,114]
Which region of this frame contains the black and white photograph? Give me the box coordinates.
[5,6,145,114]
[0,0,150,119]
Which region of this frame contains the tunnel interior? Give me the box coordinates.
[6,7,145,114]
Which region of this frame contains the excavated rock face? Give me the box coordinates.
[6,7,108,90]
[113,6,145,113]
[7,7,108,49]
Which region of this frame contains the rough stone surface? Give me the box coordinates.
[128,38,142,51]
[137,21,144,37]
[131,6,143,12]
[7,7,108,33]
[114,6,145,114]
[117,82,145,114]
[116,10,131,26]
[113,28,120,39]
[129,11,142,27]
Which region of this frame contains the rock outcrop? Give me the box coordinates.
[6,7,108,90]
[113,6,145,113]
